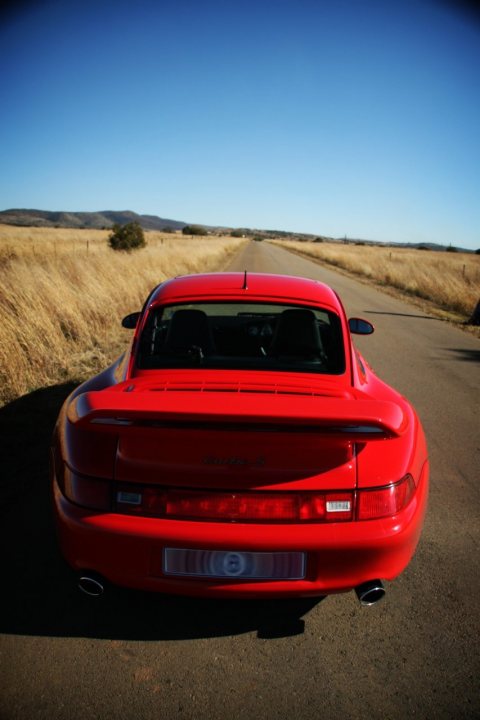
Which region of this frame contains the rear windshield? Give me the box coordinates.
[136,302,345,374]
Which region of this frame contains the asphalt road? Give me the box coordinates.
[1,241,479,720]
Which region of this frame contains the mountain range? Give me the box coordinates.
[0,208,187,231]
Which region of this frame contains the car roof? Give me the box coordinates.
[149,272,343,313]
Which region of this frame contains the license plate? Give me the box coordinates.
[163,548,306,580]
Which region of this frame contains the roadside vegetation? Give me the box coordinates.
[274,240,479,320]
[108,221,146,251]
[182,224,208,236]
[0,225,246,405]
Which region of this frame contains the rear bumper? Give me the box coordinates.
[53,464,428,598]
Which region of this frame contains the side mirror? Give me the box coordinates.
[348,317,374,335]
[122,311,141,329]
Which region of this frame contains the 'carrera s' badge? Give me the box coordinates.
[203,456,266,468]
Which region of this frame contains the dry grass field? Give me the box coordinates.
[2,227,478,405]
[0,225,246,405]
[275,240,479,319]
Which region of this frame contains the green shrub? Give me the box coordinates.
[108,222,146,252]
[182,225,207,236]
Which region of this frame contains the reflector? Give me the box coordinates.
[166,491,301,521]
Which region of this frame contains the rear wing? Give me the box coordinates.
[67,390,407,439]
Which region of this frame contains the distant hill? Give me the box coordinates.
[0,208,187,231]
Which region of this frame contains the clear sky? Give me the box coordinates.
[1,0,479,249]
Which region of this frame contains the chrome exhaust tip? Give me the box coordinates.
[355,580,385,606]
[78,574,105,597]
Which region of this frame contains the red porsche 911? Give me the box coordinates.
[51,272,428,605]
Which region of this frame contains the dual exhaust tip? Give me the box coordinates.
[78,573,105,598]
[77,572,385,605]
[355,579,385,606]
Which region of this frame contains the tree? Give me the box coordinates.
[182,225,207,236]
[108,222,146,252]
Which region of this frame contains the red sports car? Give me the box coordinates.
[51,272,429,605]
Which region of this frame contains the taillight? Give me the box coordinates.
[58,469,415,522]
[62,466,111,511]
[357,474,415,520]
[114,486,353,523]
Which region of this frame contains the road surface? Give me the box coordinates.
[1,241,479,720]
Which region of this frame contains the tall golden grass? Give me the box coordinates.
[275,240,479,318]
[0,225,246,405]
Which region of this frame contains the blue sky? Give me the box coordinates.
[1,0,479,248]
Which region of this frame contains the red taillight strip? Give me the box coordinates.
[114,477,416,523]
[59,468,416,521]
[114,486,353,523]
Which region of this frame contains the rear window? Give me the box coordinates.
[136,302,345,374]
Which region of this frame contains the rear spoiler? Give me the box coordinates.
[67,390,407,439]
